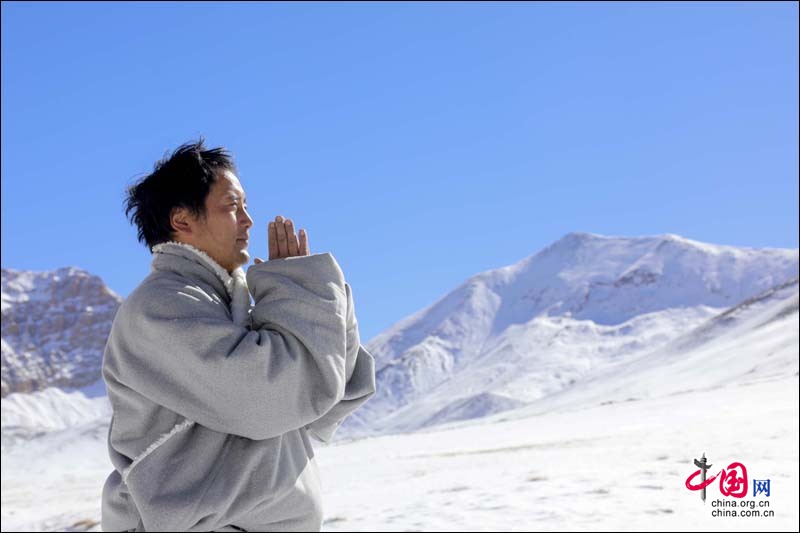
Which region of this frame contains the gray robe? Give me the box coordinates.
[101,242,376,532]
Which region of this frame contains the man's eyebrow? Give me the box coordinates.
[224,193,247,202]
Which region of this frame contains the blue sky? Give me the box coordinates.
[2,1,798,342]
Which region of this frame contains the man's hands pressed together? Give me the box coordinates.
[254,215,310,264]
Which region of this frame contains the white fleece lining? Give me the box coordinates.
[121,418,195,485]
[152,241,251,328]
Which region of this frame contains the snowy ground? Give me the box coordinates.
[315,375,798,532]
[2,373,796,532]
[2,303,798,531]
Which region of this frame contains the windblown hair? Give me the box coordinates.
[124,137,238,251]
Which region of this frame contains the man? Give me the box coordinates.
[101,139,376,532]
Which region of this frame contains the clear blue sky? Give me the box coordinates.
[2,1,798,342]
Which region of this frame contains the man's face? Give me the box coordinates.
[172,169,254,274]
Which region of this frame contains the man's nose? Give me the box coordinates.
[242,210,253,229]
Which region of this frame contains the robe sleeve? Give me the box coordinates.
[305,281,376,443]
[103,252,350,441]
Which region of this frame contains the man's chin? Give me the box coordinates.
[230,249,249,269]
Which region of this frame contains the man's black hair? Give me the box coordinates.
[124,137,238,251]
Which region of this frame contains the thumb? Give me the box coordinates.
[254,257,264,264]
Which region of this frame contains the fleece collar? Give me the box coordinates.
[151,241,251,328]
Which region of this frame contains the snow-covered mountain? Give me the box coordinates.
[1,267,121,397]
[345,232,798,437]
[439,274,800,430]
[1,232,797,441]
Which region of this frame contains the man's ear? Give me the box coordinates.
[170,206,194,237]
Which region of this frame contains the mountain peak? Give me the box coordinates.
[354,233,798,437]
[2,265,94,278]
[557,231,605,243]
[555,231,688,246]
[1,266,122,397]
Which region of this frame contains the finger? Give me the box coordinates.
[275,215,289,257]
[285,219,299,256]
[299,228,309,256]
[268,222,278,260]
